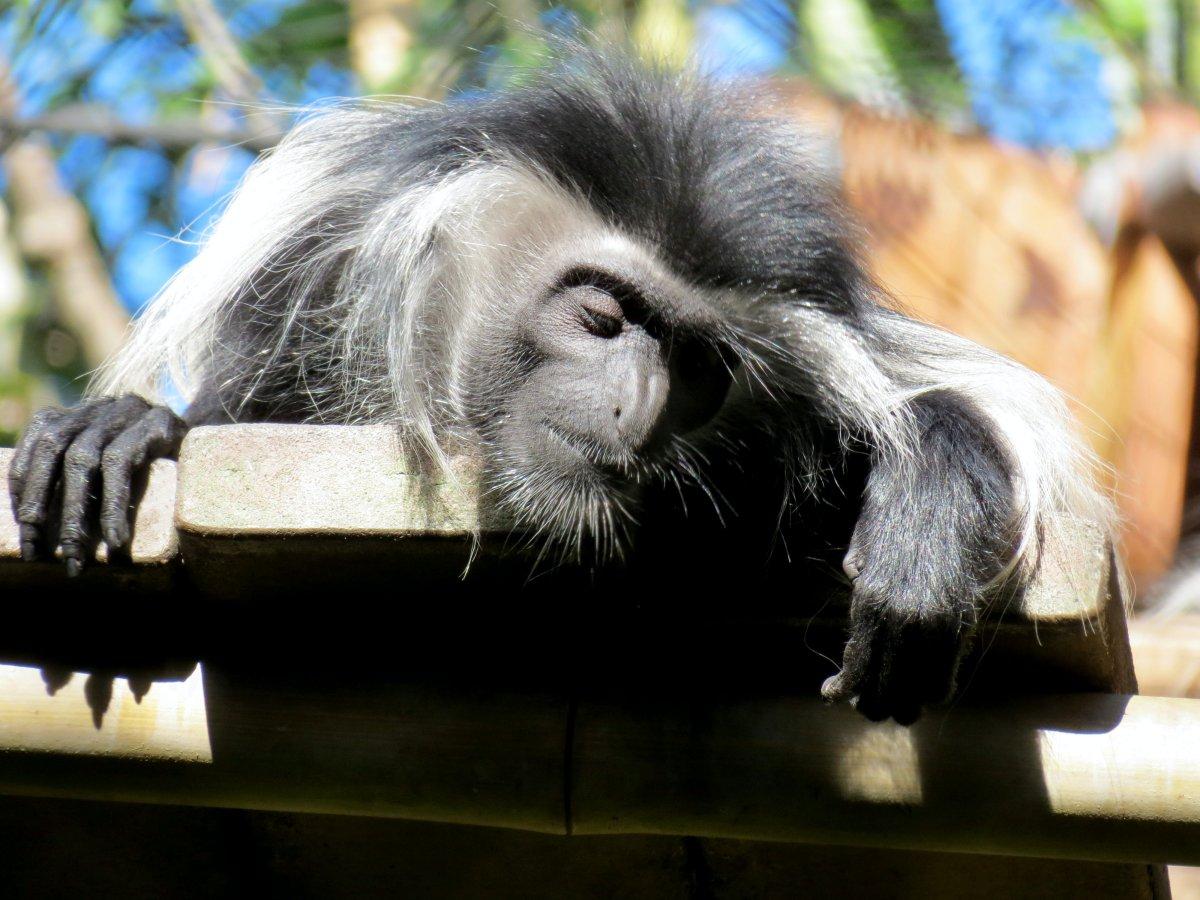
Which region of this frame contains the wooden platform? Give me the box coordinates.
[0,424,1193,897]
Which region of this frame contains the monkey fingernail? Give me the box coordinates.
[820,675,849,702]
[102,520,129,551]
[18,524,40,561]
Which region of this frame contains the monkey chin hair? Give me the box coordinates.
[483,456,639,569]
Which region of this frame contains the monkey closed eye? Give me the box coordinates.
[577,291,625,338]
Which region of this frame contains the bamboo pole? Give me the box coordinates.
[1130,614,1200,698]
[0,661,1198,865]
[0,59,129,369]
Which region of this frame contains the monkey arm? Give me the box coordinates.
[819,391,1017,724]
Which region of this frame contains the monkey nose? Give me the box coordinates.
[612,368,669,450]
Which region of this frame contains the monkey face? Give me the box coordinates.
[465,247,742,558]
[519,269,735,465]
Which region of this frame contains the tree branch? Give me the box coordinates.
[0,104,283,152]
[0,61,129,369]
[176,0,268,110]
[175,0,287,140]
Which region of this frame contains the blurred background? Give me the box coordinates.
[6,3,1200,893]
[6,2,1200,668]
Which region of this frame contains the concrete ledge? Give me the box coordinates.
[174,424,511,596]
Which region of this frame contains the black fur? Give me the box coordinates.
[822,391,1016,723]
[8,53,1035,723]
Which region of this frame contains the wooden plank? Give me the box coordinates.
[0,796,1168,899]
[0,426,1136,692]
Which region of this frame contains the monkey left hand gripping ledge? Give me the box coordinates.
[1,424,1198,867]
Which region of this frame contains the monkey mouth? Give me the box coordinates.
[542,420,588,453]
[483,422,644,565]
[541,419,639,476]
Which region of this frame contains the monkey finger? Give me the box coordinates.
[876,640,925,726]
[58,397,151,576]
[9,413,60,559]
[824,680,867,715]
[872,619,963,724]
[834,603,949,724]
[8,407,62,520]
[841,533,867,582]
[821,609,882,705]
[820,646,864,704]
[847,629,899,723]
[913,626,964,709]
[99,406,186,552]
[14,403,110,560]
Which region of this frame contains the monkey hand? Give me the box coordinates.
[819,541,975,725]
[8,396,188,575]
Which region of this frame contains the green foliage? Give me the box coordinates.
[867,0,963,115]
[242,0,350,81]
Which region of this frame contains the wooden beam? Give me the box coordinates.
[0,425,1138,693]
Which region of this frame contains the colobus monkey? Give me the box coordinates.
[8,52,1110,722]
